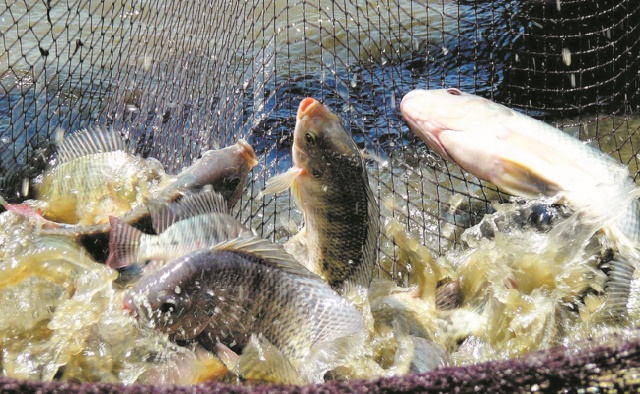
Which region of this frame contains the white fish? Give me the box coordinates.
[401,88,640,318]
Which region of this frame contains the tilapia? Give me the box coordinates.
[106,189,251,269]
[16,138,257,237]
[31,127,167,226]
[260,97,379,295]
[159,138,258,209]
[400,88,640,317]
[122,235,366,383]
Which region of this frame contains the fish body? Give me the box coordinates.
[123,236,365,380]
[32,127,167,226]
[400,89,634,214]
[262,98,379,294]
[400,90,639,250]
[107,189,250,269]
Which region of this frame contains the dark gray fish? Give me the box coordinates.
[122,235,365,366]
[261,97,379,295]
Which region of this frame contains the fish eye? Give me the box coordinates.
[446,88,462,96]
[224,176,241,189]
[159,298,178,314]
[305,132,317,146]
[311,168,322,178]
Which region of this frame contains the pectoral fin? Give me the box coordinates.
[496,156,562,198]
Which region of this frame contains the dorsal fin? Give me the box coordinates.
[56,126,128,164]
[149,189,229,234]
[211,235,320,280]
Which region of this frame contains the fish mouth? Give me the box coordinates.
[402,115,455,164]
[236,139,258,168]
[298,97,320,120]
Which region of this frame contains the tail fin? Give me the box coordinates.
[106,216,144,269]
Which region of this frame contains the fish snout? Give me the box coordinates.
[236,139,258,168]
[298,97,323,120]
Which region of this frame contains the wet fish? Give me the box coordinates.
[17,139,258,237]
[401,88,639,243]
[401,88,640,315]
[31,127,168,226]
[122,235,366,383]
[159,139,258,209]
[260,97,379,295]
[106,189,251,269]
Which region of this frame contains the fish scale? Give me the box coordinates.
[300,172,377,291]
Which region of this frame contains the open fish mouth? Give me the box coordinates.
[298,97,321,120]
[237,139,259,168]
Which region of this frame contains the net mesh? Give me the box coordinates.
[0,0,639,388]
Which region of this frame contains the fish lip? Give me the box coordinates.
[298,97,319,120]
[236,139,258,168]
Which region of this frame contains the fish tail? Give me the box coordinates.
[106,216,143,269]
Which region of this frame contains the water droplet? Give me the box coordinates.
[562,48,571,66]
[21,178,29,197]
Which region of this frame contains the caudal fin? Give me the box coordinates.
[106,216,144,269]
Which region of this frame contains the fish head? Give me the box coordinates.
[122,260,209,339]
[291,98,363,192]
[400,88,524,189]
[172,140,258,208]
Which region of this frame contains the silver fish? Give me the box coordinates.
[106,189,250,269]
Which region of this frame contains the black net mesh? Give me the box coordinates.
[1,0,639,390]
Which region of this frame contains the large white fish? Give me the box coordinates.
[400,88,640,319]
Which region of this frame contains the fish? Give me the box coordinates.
[15,138,258,238]
[159,139,258,209]
[260,97,379,296]
[31,127,168,226]
[106,189,251,269]
[122,235,366,383]
[401,88,640,315]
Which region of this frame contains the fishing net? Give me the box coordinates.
[1,0,639,391]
